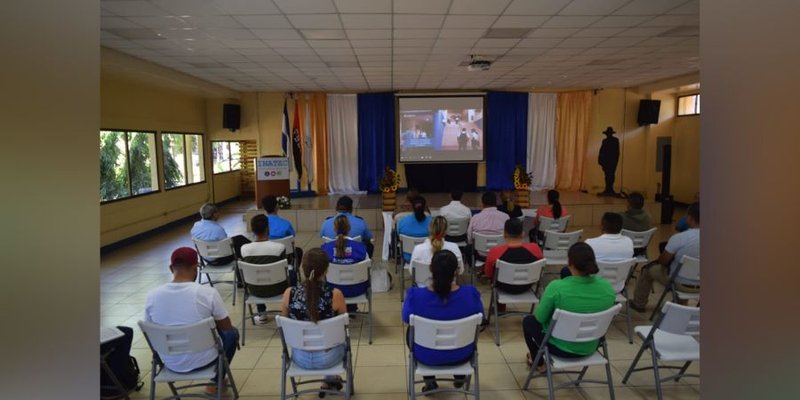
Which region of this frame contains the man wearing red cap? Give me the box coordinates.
[144,247,239,395]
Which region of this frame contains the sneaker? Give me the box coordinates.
[420,381,438,395]
[254,313,269,325]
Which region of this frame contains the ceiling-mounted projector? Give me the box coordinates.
[467,56,491,71]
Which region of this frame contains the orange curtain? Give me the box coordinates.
[308,93,329,195]
[554,91,593,191]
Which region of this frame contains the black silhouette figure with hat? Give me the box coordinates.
[598,126,620,196]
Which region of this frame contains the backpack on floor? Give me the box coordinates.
[101,355,143,398]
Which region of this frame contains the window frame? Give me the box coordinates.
[161,131,207,191]
[677,93,700,117]
[211,140,243,175]
[100,128,161,204]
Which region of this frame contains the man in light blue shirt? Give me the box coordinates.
[191,203,250,266]
[320,196,374,257]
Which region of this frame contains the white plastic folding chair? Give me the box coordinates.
[490,259,546,346]
[523,304,623,400]
[138,317,239,400]
[622,302,700,400]
[621,228,658,265]
[193,238,239,305]
[398,234,427,301]
[275,314,354,399]
[327,259,373,344]
[322,236,362,243]
[408,313,483,400]
[270,235,297,268]
[471,232,505,284]
[541,230,583,268]
[445,217,470,247]
[597,259,637,343]
[239,259,289,346]
[536,215,571,245]
[410,259,431,288]
[650,255,701,321]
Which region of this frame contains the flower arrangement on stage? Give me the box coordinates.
[378,166,401,193]
[512,164,533,190]
[276,196,291,209]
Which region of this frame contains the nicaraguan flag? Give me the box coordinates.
[281,99,292,171]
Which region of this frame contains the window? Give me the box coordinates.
[100,130,159,202]
[162,132,205,189]
[678,94,700,116]
[212,141,242,173]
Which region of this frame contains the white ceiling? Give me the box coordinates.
[100,0,699,92]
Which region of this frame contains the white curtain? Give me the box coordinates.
[327,94,362,194]
[527,93,558,190]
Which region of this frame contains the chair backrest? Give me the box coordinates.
[597,259,636,293]
[322,235,362,243]
[393,211,412,225]
[657,302,700,336]
[411,259,431,287]
[620,228,658,249]
[445,217,470,236]
[542,229,583,250]
[539,215,570,232]
[409,313,483,350]
[193,238,234,259]
[399,234,427,254]
[327,259,371,287]
[496,259,546,287]
[676,255,700,282]
[138,318,218,356]
[275,313,349,351]
[549,304,623,342]
[239,259,289,287]
[473,232,505,254]
[270,235,295,254]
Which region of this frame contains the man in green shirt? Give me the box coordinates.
[522,243,616,366]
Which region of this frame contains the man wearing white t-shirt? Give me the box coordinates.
[440,190,473,243]
[144,247,238,395]
[561,212,633,278]
[240,214,287,324]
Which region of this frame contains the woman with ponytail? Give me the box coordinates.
[521,242,615,370]
[397,196,433,263]
[498,190,523,219]
[281,248,347,393]
[402,250,483,393]
[531,189,570,242]
[410,216,464,276]
[321,215,369,312]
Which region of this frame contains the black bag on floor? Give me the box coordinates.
[101,326,143,398]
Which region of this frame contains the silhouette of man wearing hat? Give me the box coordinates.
[598,126,620,196]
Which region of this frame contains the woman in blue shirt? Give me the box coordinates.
[322,215,369,312]
[402,250,484,393]
[397,196,432,263]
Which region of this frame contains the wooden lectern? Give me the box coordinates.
[255,156,290,207]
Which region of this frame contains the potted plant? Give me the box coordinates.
[378,166,401,211]
[276,195,291,209]
[512,164,533,208]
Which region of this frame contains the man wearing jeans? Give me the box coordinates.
[144,247,239,395]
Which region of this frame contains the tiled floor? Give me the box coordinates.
[101,200,700,399]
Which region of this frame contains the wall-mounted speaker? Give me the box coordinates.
[223,104,240,132]
[637,99,661,126]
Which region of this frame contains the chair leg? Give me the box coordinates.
[575,366,589,385]
[625,302,633,344]
[544,350,555,400]
[280,369,287,400]
[166,382,179,397]
[650,346,664,400]
[675,361,692,382]
[523,347,545,390]
[408,357,416,400]
[241,301,247,346]
[400,264,405,302]
[473,357,480,399]
[622,340,649,384]
[602,342,616,400]
[368,292,374,344]
[148,359,157,400]
[649,287,670,321]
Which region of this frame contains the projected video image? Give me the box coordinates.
[399,106,484,162]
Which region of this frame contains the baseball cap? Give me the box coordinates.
[171,247,198,267]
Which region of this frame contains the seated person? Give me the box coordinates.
[402,250,484,393]
[320,195,374,258]
[262,195,304,265]
[240,215,288,325]
[322,215,369,312]
[439,190,473,244]
[393,188,431,218]
[468,191,509,263]
[397,196,432,263]
[410,216,465,277]
[191,203,250,264]
[631,202,700,312]
[497,189,523,219]
[561,212,634,278]
[281,249,347,394]
[620,192,653,232]
[484,219,543,312]
[144,247,239,396]
[530,190,569,243]
[522,243,615,370]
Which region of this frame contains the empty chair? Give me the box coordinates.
[489,259,546,346]
[270,235,297,269]
[523,304,623,400]
[398,234,428,301]
[542,230,583,268]
[238,259,289,346]
[650,255,701,321]
[193,238,239,305]
[275,314,354,399]
[445,217,470,247]
[410,259,432,288]
[407,313,483,400]
[326,259,373,344]
[621,228,658,264]
[539,215,571,233]
[471,232,506,283]
[138,317,239,400]
[597,259,637,343]
[622,302,700,400]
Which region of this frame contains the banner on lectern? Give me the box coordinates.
[256,157,290,181]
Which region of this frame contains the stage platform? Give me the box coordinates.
[239,190,661,233]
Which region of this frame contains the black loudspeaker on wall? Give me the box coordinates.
[637,99,661,126]
[223,104,240,132]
